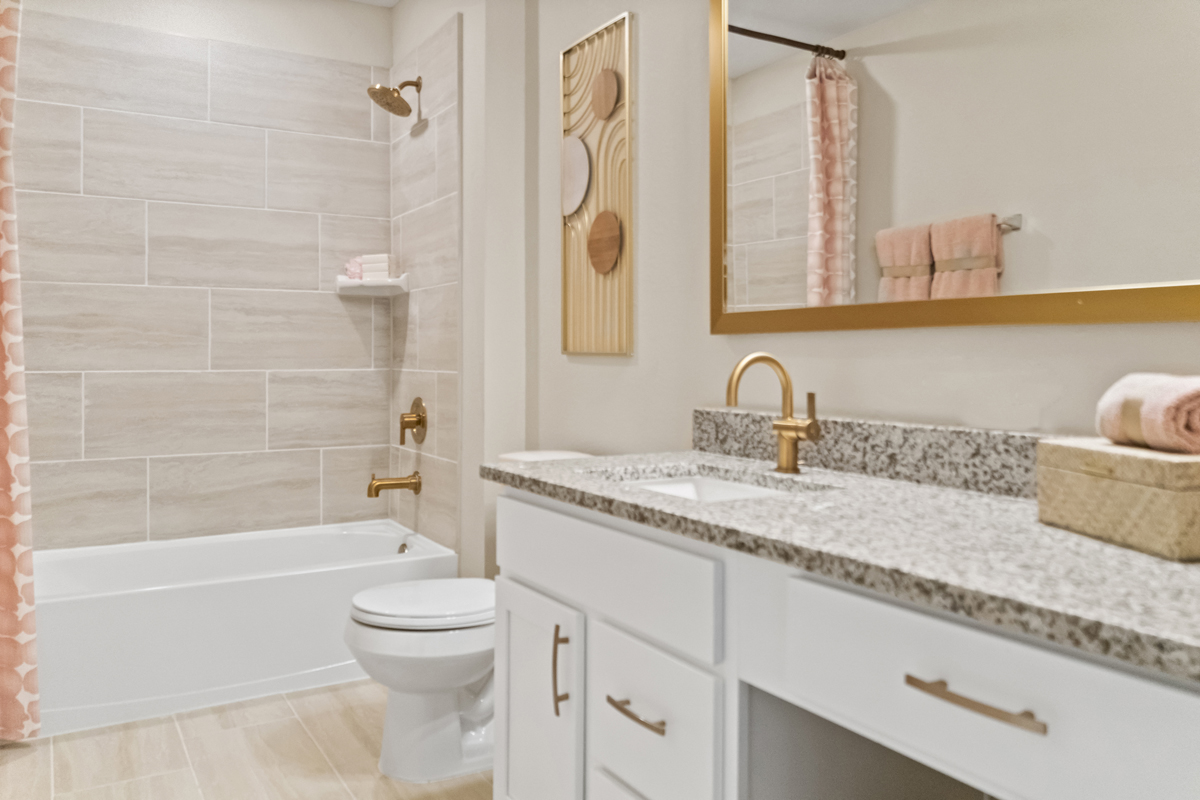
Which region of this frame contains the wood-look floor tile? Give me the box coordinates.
[54,769,202,800]
[53,716,188,794]
[174,694,295,734]
[0,738,51,800]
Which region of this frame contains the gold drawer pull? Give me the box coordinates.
[905,675,1048,736]
[552,625,570,717]
[606,695,667,736]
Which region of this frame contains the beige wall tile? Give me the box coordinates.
[54,769,202,800]
[210,42,372,139]
[149,450,320,539]
[732,104,806,185]
[390,122,436,216]
[13,100,81,193]
[30,459,147,549]
[392,370,436,449]
[16,193,145,284]
[744,238,807,307]
[436,372,459,462]
[23,284,208,371]
[85,372,266,458]
[435,104,460,200]
[774,170,810,240]
[414,282,459,371]
[83,110,266,206]
[268,370,388,449]
[0,739,51,800]
[730,177,774,245]
[319,216,391,292]
[387,53,419,142]
[397,194,459,290]
[211,290,373,370]
[391,290,418,369]
[389,448,457,551]
[26,372,82,462]
[418,16,460,119]
[19,11,208,119]
[371,67,390,143]
[372,299,391,368]
[148,203,319,290]
[267,131,389,217]
[321,446,390,524]
[53,716,188,794]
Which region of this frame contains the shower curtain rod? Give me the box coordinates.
[728,24,846,60]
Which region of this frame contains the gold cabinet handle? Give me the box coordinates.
[905,674,1048,736]
[606,695,667,736]
[552,624,570,716]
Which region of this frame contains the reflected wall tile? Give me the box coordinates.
[148,204,319,290]
[414,282,459,371]
[52,716,188,793]
[744,237,807,307]
[418,15,460,119]
[372,299,391,368]
[25,372,82,462]
[210,42,372,139]
[0,736,51,800]
[13,100,81,193]
[321,446,390,524]
[149,450,320,539]
[390,121,437,216]
[83,110,266,207]
[267,131,389,217]
[267,370,389,449]
[435,104,460,199]
[319,216,391,291]
[19,11,208,119]
[30,459,147,549]
[730,177,774,245]
[16,193,146,284]
[731,104,805,185]
[435,372,459,462]
[85,372,266,458]
[23,284,209,372]
[397,194,459,290]
[774,170,810,240]
[392,370,436,450]
[210,290,373,370]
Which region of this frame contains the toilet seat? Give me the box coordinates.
[351,578,495,630]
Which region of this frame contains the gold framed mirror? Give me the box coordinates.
[709,0,1200,334]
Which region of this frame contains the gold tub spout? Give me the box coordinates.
[726,352,820,474]
[367,472,422,497]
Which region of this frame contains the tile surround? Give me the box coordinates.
[15,193,146,285]
[28,459,147,549]
[322,446,392,524]
[12,100,81,193]
[266,131,390,217]
[267,370,390,449]
[24,372,82,462]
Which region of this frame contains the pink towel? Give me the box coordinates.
[930,214,1002,299]
[875,224,931,303]
[1096,373,1200,454]
[344,257,363,280]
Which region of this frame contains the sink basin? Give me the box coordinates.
[629,476,786,503]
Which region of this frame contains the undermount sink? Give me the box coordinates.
[629,476,786,503]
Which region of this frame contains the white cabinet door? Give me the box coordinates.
[495,576,586,800]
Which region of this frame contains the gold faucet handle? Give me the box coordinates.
[399,397,428,445]
[804,392,821,442]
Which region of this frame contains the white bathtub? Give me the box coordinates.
[33,519,456,735]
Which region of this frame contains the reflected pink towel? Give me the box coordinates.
[875,224,931,303]
[930,214,1002,299]
[1096,373,1200,454]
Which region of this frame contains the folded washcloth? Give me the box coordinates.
[931,214,1002,299]
[1096,373,1200,454]
[360,254,390,264]
[875,224,931,303]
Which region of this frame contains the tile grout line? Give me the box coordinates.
[145,457,150,542]
[319,448,324,525]
[48,732,54,798]
[172,714,207,800]
[206,288,212,370]
[16,187,390,222]
[31,443,394,467]
[282,694,357,800]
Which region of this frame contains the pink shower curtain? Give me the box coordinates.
[805,56,858,307]
[0,0,38,743]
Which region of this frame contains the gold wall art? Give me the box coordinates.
[561,13,633,355]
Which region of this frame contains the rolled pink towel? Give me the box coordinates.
[930,213,1002,299]
[344,257,363,280]
[1096,373,1200,454]
[875,224,931,303]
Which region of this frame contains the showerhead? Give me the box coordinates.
[368,76,422,117]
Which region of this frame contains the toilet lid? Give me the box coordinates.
[351,578,495,630]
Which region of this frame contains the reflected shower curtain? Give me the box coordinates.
[0,0,38,743]
[805,56,857,307]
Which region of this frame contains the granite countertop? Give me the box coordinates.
[482,450,1200,686]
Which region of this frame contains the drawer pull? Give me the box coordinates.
[905,675,1048,736]
[606,695,667,736]
[552,624,570,716]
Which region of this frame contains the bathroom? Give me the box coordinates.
[2,0,1199,797]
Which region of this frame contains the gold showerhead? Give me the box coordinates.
[368,77,422,117]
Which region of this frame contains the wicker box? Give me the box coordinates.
[1037,437,1200,561]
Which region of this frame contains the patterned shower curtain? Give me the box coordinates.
[805,56,858,307]
[0,0,38,743]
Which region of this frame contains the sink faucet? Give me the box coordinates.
[726,352,820,474]
[367,472,422,497]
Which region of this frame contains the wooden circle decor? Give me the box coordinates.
[561,135,591,217]
[587,211,622,274]
[590,69,619,121]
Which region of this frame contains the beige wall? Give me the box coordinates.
[17,8,394,548]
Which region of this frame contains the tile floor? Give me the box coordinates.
[0,680,493,800]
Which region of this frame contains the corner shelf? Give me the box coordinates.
[335,274,410,296]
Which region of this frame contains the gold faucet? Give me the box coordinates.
[399,398,427,445]
[726,352,820,474]
[367,472,422,497]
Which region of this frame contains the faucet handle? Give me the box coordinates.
[804,392,821,442]
[806,392,817,420]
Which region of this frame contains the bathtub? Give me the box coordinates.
[33,519,456,735]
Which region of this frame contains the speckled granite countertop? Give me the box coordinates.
[482,450,1200,686]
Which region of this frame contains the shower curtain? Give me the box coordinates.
[805,56,858,307]
[0,0,39,743]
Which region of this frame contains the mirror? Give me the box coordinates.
[710,0,1200,332]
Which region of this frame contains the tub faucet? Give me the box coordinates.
[726,352,820,474]
[367,472,422,497]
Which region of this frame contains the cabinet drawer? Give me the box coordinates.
[497,496,722,664]
[589,769,643,800]
[785,577,1200,800]
[588,621,720,800]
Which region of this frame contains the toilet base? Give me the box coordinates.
[378,672,494,783]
